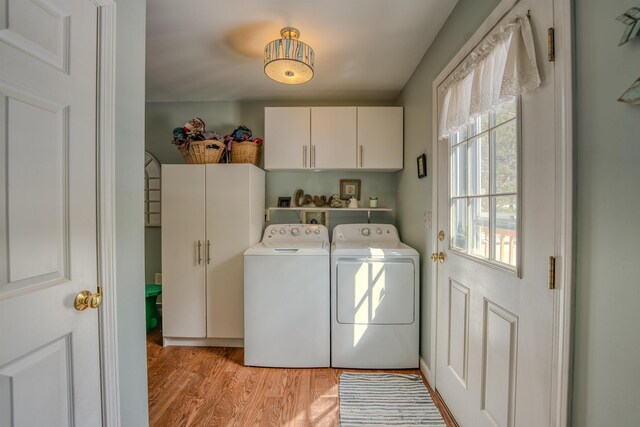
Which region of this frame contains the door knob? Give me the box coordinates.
[431,252,445,263]
[74,287,103,311]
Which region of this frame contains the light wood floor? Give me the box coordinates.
[147,329,456,426]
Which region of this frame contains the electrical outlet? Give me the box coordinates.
[424,211,432,230]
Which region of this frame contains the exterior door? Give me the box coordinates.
[0,0,102,425]
[435,1,557,426]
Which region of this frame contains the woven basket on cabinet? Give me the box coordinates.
[230,141,260,166]
[178,139,225,164]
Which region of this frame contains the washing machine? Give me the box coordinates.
[244,224,330,367]
[331,224,419,368]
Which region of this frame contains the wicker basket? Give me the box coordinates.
[178,139,225,164]
[230,141,261,166]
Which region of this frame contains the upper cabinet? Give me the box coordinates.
[264,107,311,169]
[311,107,357,169]
[264,106,403,171]
[357,107,404,170]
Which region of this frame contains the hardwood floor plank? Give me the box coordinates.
[147,329,455,426]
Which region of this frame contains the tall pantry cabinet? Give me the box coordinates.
[162,164,265,346]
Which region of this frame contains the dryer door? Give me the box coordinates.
[337,258,415,325]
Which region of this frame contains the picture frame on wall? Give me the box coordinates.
[277,197,291,207]
[417,154,427,178]
[340,179,361,200]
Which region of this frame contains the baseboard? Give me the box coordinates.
[420,356,433,387]
[162,337,244,347]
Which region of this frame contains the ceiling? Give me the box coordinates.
[145,0,459,102]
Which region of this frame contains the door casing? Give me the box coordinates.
[91,1,120,426]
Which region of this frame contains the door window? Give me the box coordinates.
[449,98,519,270]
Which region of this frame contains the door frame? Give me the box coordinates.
[426,0,574,425]
[92,1,121,426]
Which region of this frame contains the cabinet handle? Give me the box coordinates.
[207,240,211,264]
[312,145,316,168]
[197,240,202,264]
[359,145,363,167]
[303,145,307,168]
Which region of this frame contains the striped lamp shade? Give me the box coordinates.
[264,27,314,84]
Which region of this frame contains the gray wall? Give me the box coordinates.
[115,0,148,425]
[572,0,640,425]
[145,100,397,277]
[395,0,500,369]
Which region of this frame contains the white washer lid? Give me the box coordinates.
[244,240,329,256]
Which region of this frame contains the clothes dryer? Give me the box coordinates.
[331,224,419,368]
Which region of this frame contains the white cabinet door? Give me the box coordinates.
[162,165,207,338]
[311,107,357,169]
[205,165,251,339]
[264,107,310,170]
[357,107,403,170]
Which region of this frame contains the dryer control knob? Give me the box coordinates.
[305,228,311,235]
[279,228,286,235]
[291,228,299,236]
[376,228,383,235]
[362,228,371,236]
[314,228,320,235]
[270,228,277,235]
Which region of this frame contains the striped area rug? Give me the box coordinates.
[339,373,446,426]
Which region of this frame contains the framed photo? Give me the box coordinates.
[417,154,427,178]
[340,179,361,200]
[277,197,291,207]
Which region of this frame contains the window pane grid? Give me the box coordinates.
[448,99,518,270]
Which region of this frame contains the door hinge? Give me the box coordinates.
[547,27,556,62]
[548,256,556,290]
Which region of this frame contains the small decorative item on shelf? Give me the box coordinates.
[328,194,343,208]
[277,197,291,207]
[369,197,378,208]
[226,125,263,166]
[347,197,358,208]
[171,117,225,164]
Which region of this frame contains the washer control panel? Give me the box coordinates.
[263,224,329,242]
[332,224,399,242]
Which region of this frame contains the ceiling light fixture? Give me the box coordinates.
[264,27,314,84]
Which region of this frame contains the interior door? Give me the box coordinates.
[0,0,102,425]
[434,2,557,426]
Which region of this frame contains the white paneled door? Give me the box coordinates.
[0,0,102,426]
[435,1,557,426]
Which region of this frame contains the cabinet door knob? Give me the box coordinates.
[197,240,202,264]
[359,145,363,167]
[207,240,212,264]
[303,145,307,168]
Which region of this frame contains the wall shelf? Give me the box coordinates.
[266,206,393,226]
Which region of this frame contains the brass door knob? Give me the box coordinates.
[74,287,103,311]
[431,252,445,263]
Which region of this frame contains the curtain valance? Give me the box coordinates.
[439,15,540,139]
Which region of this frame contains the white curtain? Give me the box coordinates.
[439,15,541,139]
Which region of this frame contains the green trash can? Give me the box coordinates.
[145,284,162,332]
